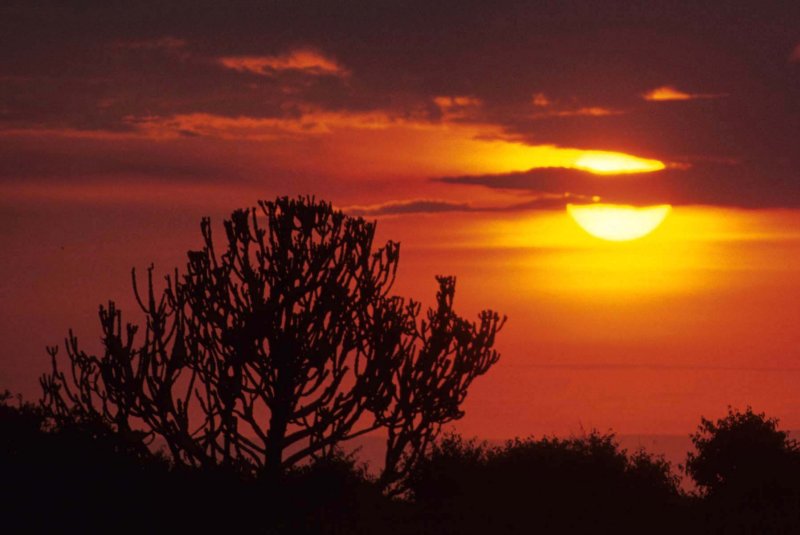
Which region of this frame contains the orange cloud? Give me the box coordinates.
[643,86,727,101]
[434,95,482,120]
[644,86,692,101]
[531,93,551,107]
[218,49,346,76]
[433,96,481,109]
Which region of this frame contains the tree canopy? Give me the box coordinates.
[686,406,800,494]
[41,196,504,490]
[685,406,800,533]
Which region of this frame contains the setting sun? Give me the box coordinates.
[566,203,672,241]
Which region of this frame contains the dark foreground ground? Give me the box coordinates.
[2,396,800,534]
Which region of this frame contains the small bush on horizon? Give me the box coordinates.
[686,406,800,533]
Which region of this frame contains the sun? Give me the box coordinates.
[566,203,672,241]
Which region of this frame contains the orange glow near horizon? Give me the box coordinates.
[566,204,672,241]
[384,206,800,436]
[441,206,752,300]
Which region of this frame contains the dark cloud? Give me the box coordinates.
[111,37,188,52]
[0,0,799,207]
[344,194,590,216]
[437,161,800,209]
[0,134,233,182]
[345,199,473,216]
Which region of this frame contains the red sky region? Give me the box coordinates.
[2,1,800,440]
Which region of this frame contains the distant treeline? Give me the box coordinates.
[2,392,799,534]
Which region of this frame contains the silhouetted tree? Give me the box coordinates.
[686,407,800,533]
[41,196,503,490]
[686,406,799,493]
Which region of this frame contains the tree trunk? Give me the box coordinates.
[265,351,293,473]
[265,408,288,473]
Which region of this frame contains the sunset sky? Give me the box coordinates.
[2,1,800,440]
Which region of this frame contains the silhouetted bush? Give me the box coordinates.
[0,391,172,532]
[1,391,400,533]
[261,452,409,535]
[686,406,800,533]
[407,432,688,535]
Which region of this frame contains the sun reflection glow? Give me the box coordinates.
[567,204,672,241]
[453,207,742,299]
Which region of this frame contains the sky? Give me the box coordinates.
[2,0,800,439]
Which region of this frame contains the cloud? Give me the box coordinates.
[112,37,188,51]
[531,93,551,107]
[526,92,621,118]
[433,95,482,120]
[344,193,594,216]
[433,96,481,108]
[345,199,472,216]
[219,49,347,77]
[109,37,191,61]
[0,131,248,182]
[642,86,727,101]
[532,106,622,118]
[436,161,800,209]
[124,109,426,140]
[643,86,692,101]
